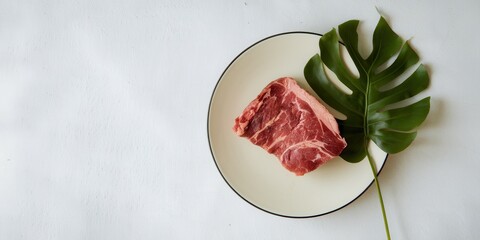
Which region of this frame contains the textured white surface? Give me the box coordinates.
[0,0,479,239]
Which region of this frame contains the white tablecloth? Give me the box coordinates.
[1,0,479,239]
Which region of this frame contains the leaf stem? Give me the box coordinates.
[366,147,391,240]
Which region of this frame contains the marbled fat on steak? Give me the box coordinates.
[233,77,347,176]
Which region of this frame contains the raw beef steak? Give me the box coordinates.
[233,77,347,176]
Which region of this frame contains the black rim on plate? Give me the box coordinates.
[207,31,388,218]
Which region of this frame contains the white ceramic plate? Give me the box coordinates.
[208,32,387,218]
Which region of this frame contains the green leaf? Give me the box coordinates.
[304,17,430,163]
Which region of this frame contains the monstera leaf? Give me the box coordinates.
[304,17,431,239]
[304,17,430,163]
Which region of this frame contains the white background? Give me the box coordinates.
[1,0,479,239]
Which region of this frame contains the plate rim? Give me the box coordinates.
[207,31,388,218]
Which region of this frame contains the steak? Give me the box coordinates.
[233,77,347,176]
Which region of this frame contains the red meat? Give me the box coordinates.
[233,77,347,176]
